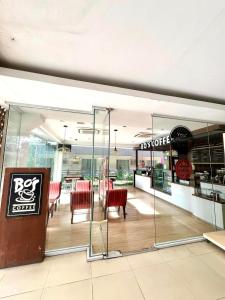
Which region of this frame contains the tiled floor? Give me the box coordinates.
[0,242,225,300]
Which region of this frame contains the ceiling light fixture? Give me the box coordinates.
[114,129,118,152]
[58,125,70,152]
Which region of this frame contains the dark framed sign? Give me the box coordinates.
[170,126,193,154]
[6,173,43,217]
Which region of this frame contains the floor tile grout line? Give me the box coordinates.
[0,289,43,299]
[196,251,225,282]
[90,260,94,300]
[44,276,93,289]
[91,267,133,280]
[126,256,146,300]
[40,262,52,299]
[165,261,198,300]
[0,273,6,286]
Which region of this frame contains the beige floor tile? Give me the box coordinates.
[127,250,164,269]
[0,270,5,282]
[93,270,144,300]
[169,255,225,300]
[185,241,218,255]
[91,257,130,277]
[198,250,225,280]
[0,290,42,299]
[134,263,196,300]
[158,244,193,262]
[45,252,91,287]
[0,263,49,298]
[42,279,92,300]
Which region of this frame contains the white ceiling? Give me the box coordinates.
[9,95,222,148]
[17,106,154,147]
[1,0,225,102]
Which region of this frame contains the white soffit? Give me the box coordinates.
[0,68,225,125]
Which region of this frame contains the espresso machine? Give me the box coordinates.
[214,169,225,184]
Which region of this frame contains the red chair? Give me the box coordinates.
[48,182,62,218]
[105,189,127,219]
[70,191,93,224]
[75,180,91,191]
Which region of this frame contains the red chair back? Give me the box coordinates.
[70,191,92,211]
[100,179,113,194]
[75,180,91,191]
[49,182,61,201]
[106,189,127,207]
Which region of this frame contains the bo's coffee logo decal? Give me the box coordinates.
[170,126,193,154]
[7,173,43,217]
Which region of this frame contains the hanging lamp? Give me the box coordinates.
[114,129,118,153]
[58,125,70,152]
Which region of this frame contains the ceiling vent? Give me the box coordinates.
[78,128,108,135]
[78,127,99,134]
[134,132,153,138]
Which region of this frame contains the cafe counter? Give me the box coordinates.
[134,174,225,229]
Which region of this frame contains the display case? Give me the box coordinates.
[163,170,172,194]
[153,169,172,194]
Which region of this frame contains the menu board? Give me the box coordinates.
[211,147,224,163]
[192,146,224,163]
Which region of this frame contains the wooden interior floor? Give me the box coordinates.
[46,186,215,253]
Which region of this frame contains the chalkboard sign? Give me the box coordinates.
[211,146,224,163]
[192,146,224,163]
[7,173,43,217]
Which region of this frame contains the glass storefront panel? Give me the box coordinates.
[152,115,217,246]
[3,107,22,168]
[1,105,96,252]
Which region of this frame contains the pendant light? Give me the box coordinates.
[58,125,70,152]
[114,129,118,152]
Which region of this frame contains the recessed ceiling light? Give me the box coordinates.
[122,125,127,128]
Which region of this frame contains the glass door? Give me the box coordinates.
[89,107,110,258]
[152,115,217,247]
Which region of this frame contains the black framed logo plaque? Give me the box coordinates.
[170,126,193,154]
[6,173,43,217]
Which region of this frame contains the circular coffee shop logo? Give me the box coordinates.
[170,126,193,154]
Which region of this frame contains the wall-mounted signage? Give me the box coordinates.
[140,135,170,150]
[140,125,193,153]
[170,126,193,154]
[7,173,43,217]
[175,159,192,180]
